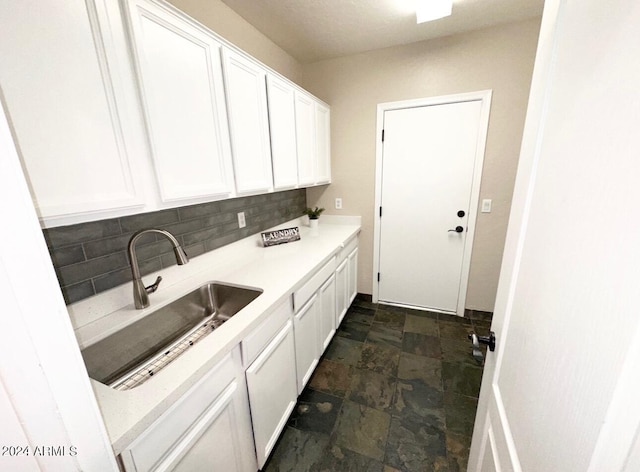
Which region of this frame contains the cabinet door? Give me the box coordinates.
[222,48,274,195]
[125,0,234,203]
[318,275,336,352]
[0,0,145,224]
[294,294,320,393]
[335,259,348,326]
[348,248,358,305]
[246,321,297,469]
[295,91,316,186]
[315,102,331,184]
[266,75,298,190]
[171,379,255,472]
[120,349,255,472]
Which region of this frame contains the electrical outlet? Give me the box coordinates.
[335,198,343,210]
[481,199,492,213]
[237,212,246,228]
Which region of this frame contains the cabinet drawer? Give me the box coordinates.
[120,349,239,472]
[242,298,292,367]
[293,257,336,311]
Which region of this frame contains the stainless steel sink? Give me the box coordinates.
[81,282,262,390]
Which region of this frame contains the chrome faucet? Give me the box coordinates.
[127,229,189,309]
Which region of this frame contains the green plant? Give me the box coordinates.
[304,206,325,219]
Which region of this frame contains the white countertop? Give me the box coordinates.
[68,216,360,454]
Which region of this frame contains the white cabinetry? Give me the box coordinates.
[124,0,234,204]
[119,348,255,472]
[266,75,298,190]
[293,294,320,394]
[243,299,297,469]
[294,91,316,187]
[294,91,332,187]
[335,259,349,326]
[348,247,358,305]
[335,237,359,326]
[222,48,273,195]
[0,0,147,226]
[318,275,336,352]
[315,102,331,184]
[292,257,337,393]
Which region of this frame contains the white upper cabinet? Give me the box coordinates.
[295,91,316,186]
[266,75,299,190]
[315,101,331,184]
[0,0,329,227]
[295,90,332,187]
[0,0,147,226]
[124,0,234,203]
[222,48,274,195]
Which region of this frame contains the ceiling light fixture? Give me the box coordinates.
[416,0,453,23]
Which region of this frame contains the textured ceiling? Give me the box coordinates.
[221,0,545,63]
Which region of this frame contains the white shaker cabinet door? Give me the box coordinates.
[222,48,274,195]
[120,349,255,472]
[266,75,298,190]
[318,275,336,352]
[246,320,297,469]
[348,248,359,304]
[0,0,145,225]
[125,0,234,203]
[315,101,331,184]
[335,259,349,327]
[294,91,316,187]
[294,294,320,394]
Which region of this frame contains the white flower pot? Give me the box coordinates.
[309,218,319,229]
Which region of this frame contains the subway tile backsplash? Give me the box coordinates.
[43,189,307,304]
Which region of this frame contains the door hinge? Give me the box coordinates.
[379,206,382,217]
[377,272,381,282]
[381,129,385,142]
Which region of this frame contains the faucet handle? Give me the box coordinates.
[145,276,163,294]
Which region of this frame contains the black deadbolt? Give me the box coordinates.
[457,210,465,218]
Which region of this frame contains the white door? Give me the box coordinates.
[376,95,490,315]
[469,0,640,470]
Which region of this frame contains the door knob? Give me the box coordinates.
[468,331,496,365]
[448,226,464,233]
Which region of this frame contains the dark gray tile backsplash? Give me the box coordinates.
[43,189,307,304]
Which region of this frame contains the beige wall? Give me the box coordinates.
[302,18,541,311]
[167,0,303,83]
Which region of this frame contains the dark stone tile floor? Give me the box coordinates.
[263,297,491,472]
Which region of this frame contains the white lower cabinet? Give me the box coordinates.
[348,247,358,305]
[318,275,336,352]
[335,259,348,326]
[293,294,320,394]
[245,320,297,469]
[119,348,255,472]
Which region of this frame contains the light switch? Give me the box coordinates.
[237,212,246,228]
[481,199,492,213]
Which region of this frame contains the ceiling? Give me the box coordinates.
[221,0,545,63]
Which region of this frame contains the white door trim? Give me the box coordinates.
[372,90,492,317]
[0,95,118,470]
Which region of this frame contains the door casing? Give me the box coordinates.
[372,91,492,317]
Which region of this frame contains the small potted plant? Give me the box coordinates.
[304,206,325,229]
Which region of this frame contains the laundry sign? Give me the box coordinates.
[261,227,301,247]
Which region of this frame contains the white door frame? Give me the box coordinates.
[372,91,492,317]
[0,94,118,470]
